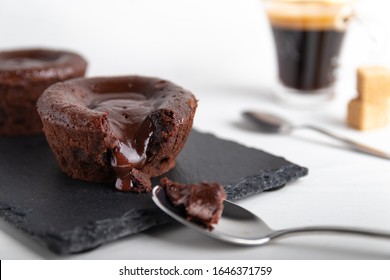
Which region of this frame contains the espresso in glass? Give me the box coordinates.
[265,0,354,104]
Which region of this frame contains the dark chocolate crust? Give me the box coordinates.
[0,48,87,135]
[161,177,226,229]
[37,76,197,190]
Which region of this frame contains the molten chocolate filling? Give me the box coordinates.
[88,92,156,192]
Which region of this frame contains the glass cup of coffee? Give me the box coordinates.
[264,0,356,106]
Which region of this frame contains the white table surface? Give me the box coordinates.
[1,0,390,259]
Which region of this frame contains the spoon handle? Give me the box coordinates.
[270,226,390,241]
[299,125,390,160]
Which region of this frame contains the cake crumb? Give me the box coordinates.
[160,177,226,230]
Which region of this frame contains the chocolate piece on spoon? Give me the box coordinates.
[160,177,226,229]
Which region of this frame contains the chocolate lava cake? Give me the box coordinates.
[160,178,226,229]
[0,48,87,135]
[37,76,197,192]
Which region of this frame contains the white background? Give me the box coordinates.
[1,0,390,259]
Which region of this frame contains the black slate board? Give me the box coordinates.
[0,130,308,254]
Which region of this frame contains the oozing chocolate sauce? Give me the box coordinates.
[88,92,155,191]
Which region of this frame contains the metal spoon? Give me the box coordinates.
[152,186,390,246]
[243,111,390,160]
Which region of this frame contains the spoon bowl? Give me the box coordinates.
[152,186,390,246]
[242,111,293,134]
[152,185,273,245]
